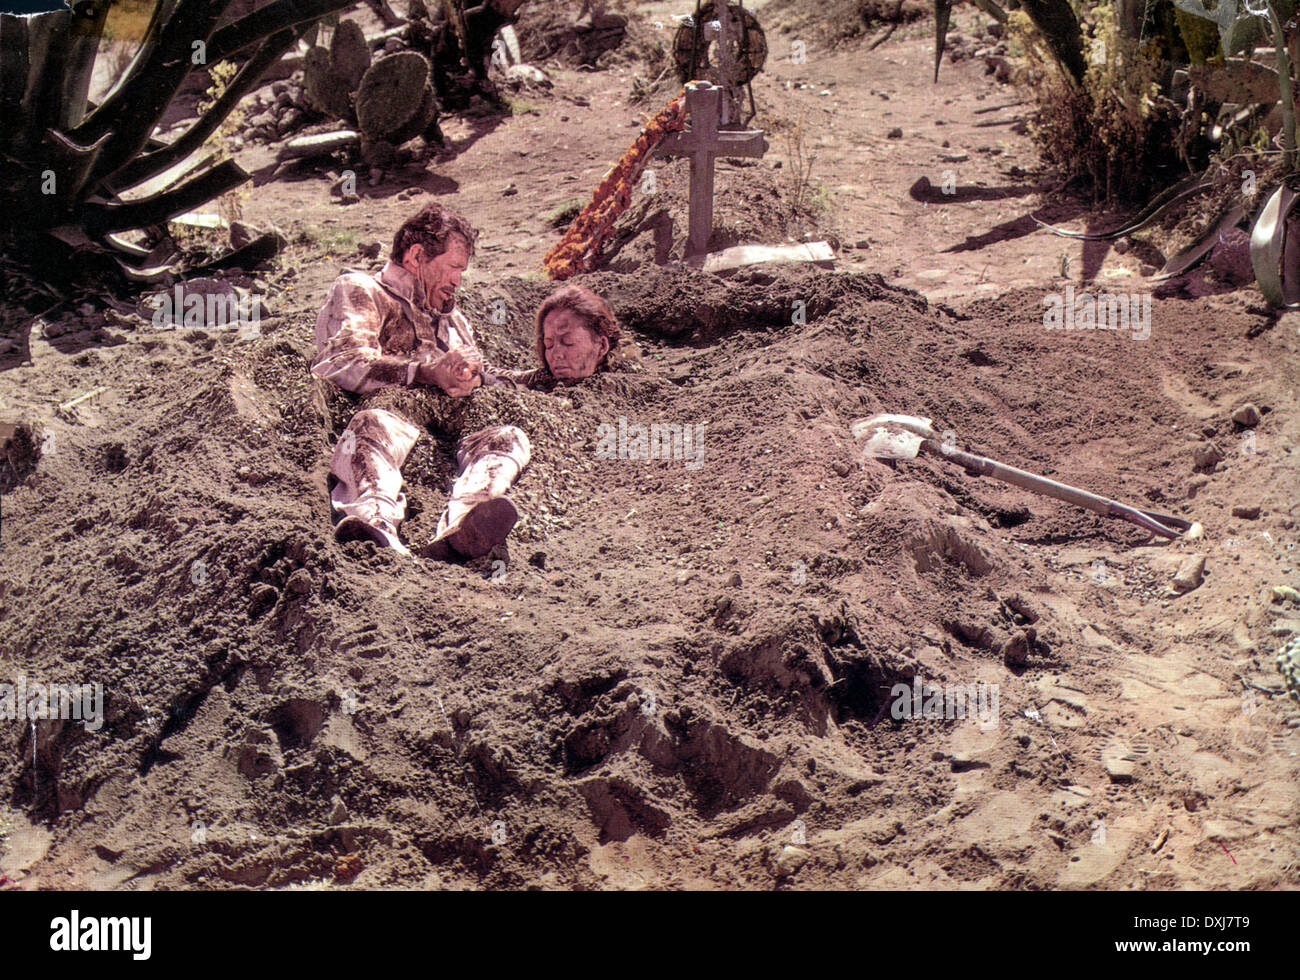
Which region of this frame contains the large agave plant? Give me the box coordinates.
[1174,0,1300,304]
[937,0,1300,306]
[0,0,359,292]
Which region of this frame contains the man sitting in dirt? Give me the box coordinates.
[312,206,622,562]
[314,203,528,561]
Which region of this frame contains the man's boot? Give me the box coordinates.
[330,408,420,556]
[423,425,531,561]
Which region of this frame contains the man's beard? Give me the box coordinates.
[421,277,455,314]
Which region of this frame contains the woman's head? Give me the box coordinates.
[534,284,621,382]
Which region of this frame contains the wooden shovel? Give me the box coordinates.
[852,414,1192,540]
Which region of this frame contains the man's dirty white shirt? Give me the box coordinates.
[312,259,478,394]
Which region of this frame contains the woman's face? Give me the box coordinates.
[542,308,609,381]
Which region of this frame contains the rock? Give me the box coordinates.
[1193,442,1223,471]
[1103,753,1135,782]
[249,583,279,617]
[1187,474,1209,497]
[951,750,991,772]
[831,460,850,477]
[1271,585,1300,605]
[1232,621,1256,653]
[1171,553,1206,593]
[528,551,546,569]
[1208,228,1254,285]
[286,568,313,595]
[886,127,903,139]
[1001,629,1031,667]
[328,795,349,826]
[277,130,360,161]
[502,183,518,196]
[1231,402,1261,427]
[1002,592,1040,623]
[1203,819,1250,841]
[775,845,810,877]
[675,570,697,586]
[725,571,742,587]
[1184,521,1204,540]
[495,24,522,65]
[505,64,551,89]
[1231,504,1260,520]
[229,220,258,250]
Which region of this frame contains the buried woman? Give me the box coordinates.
[414,283,627,561]
[488,282,625,391]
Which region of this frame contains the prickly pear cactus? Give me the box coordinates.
[1171,0,1277,57]
[304,47,355,122]
[355,51,434,143]
[331,18,371,91]
[1277,634,1300,704]
[303,19,373,125]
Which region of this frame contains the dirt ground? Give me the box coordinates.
[0,0,1297,890]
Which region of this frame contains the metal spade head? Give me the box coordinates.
[850,414,939,460]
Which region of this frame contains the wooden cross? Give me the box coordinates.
[656,81,767,257]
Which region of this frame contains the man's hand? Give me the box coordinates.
[417,348,483,397]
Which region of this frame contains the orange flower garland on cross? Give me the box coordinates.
[543,91,688,280]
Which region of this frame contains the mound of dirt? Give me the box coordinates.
[599,156,833,270]
[762,0,929,43]
[1,256,1297,889]
[516,0,661,68]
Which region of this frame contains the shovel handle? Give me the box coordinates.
[919,440,1185,539]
